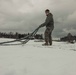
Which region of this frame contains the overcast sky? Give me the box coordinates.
[0,0,76,38]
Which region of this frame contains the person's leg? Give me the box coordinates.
[48,27,53,45]
[44,28,49,45]
[49,32,52,45]
[68,37,71,43]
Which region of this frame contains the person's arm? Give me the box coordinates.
[40,16,51,28]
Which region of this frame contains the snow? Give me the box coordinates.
[0,38,76,75]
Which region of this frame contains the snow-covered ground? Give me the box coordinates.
[0,38,76,75]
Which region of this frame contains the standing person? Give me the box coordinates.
[67,33,74,43]
[39,9,54,46]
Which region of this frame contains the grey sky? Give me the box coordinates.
[0,0,76,38]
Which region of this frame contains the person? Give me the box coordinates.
[39,9,54,46]
[67,33,74,43]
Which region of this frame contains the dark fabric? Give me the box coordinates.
[40,13,54,28]
[44,27,54,45]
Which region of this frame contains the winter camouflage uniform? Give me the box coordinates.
[40,13,54,45]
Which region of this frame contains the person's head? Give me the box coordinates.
[45,9,50,16]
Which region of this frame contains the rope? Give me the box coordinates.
[0,26,40,46]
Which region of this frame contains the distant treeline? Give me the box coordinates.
[0,32,43,39]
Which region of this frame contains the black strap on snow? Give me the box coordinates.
[21,26,40,45]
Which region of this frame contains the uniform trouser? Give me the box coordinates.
[44,27,54,45]
[68,37,73,43]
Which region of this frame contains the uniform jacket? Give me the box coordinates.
[41,13,54,28]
